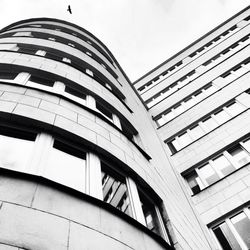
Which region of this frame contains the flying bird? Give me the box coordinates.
[67,5,72,14]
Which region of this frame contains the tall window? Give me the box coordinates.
[212,208,250,249]
[0,128,36,173]
[44,140,86,192]
[138,190,162,236]
[101,162,132,216]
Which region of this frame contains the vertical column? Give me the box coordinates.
[126,177,146,225]
[86,152,103,199]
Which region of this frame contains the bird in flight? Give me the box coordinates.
[67,5,72,14]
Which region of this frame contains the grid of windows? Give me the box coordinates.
[145,34,250,109]
[212,207,250,250]
[155,57,250,127]
[156,83,218,126]
[186,138,250,194]
[167,100,246,153]
[138,21,245,95]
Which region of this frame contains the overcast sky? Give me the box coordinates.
[0,0,249,82]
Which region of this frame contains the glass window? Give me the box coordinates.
[186,172,201,194]
[199,163,220,185]
[202,117,218,132]
[65,86,86,100]
[138,190,161,236]
[213,222,241,250]
[230,212,250,247]
[213,109,231,124]
[0,131,35,172]
[212,155,235,176]
[228,145,250,167]
[96,102,113,120]
[163,110,175,122]
[242,138,250,153]
[226,102,245,116]
[204,84,217,96]
[174,104,185,115]
[29,75,54,87]
[44,140,86,192]
[178,132,192,148]
[0,72,18,80]
[171,138,181,151]
[189,125,205,140]
[101,163,131,216]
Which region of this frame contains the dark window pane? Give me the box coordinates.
[65,86,86,100]
[29,75,54,87]
[138,191,161,236]
[0,72,18,80]
[96,102,113,119]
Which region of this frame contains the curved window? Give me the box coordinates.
[44,140,86,192]
[0,129,36,173]
[101,162,131,216]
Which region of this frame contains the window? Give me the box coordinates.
[0,129,36,173]
[189,125,205,140]
[228,145,250,167]
[138,190,162,235]
[213,109,231,124]
[166,98,247,152]
[198,163,220,185]
[212,208,250,249]
[226,102,245,116]
[186,138,250,194]
[65,86,86,100]
[0,72,18,80]
[202,117,218,132]
[186,171,201,195]
[29,75,54,87]
[101,163,132,216]
[212,155,234,176]
[96,101,113,120]
[178,132,192,148]
[44,140,86,192]
[213,222,242,249]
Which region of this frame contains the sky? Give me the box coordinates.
[0,0,249,82]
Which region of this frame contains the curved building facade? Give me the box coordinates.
[0,17,231,250]
[0,18,179,250]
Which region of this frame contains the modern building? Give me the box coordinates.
[134,5,250,250]
[0,5,249,250]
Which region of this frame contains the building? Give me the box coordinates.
[134,5,250,250]
[0,5,249,250]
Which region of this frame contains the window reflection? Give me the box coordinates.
[101,163,131,216]
[138,190,162,236]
